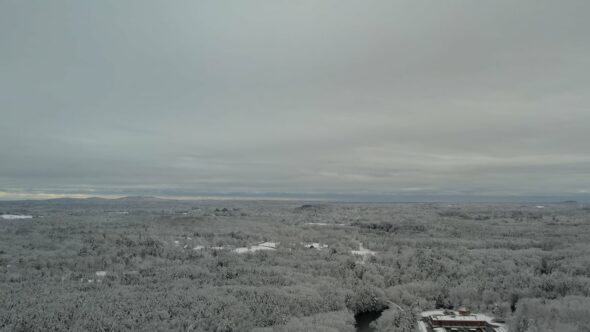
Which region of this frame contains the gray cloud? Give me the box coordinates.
[1,0,590,199]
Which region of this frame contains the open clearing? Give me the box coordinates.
[1,214,33,220]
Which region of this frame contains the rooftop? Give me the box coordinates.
[432,314,488,322]
[419,309,506,332]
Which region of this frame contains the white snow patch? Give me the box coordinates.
[210,246,226,250]
[536,205,545,209]
[1,214,33,220]
[95,271,107,277]
[234,242,277,254]
[173,240,180,246]
[304,222,345,226]
[351,243,377,264]
[351,243,376,257]
[193,245,205,251]
[416,321,429,332]
[420,310,445,318]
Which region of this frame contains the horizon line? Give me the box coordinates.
[0,191,588,203]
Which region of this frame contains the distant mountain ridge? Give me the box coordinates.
[0,195,174,207]
[1,193,589,204]
[113,196,169,202]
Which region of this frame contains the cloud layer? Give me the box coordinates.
[1,1,589,198]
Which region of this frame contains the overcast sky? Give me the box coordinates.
[1,1,589,200]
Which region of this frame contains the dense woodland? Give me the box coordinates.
[1,198,590,331]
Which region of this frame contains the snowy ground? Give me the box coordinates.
[304,222,345,226]
[351,243,376,256]
[416,321,428,332]
[1,214,33,220]
[351,242,377,264]
[234,242,277,254]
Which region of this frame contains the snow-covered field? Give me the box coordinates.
[1,214,33,220]
[351,242,377,264]
[351,242,376,256]
[234,241,277,254]
[304,222,345,226]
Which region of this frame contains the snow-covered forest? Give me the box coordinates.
[1,198,589,331]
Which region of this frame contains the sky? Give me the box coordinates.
[1,1,590,200]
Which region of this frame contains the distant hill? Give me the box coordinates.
[114,196,169,203]
[0,195,175,208]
